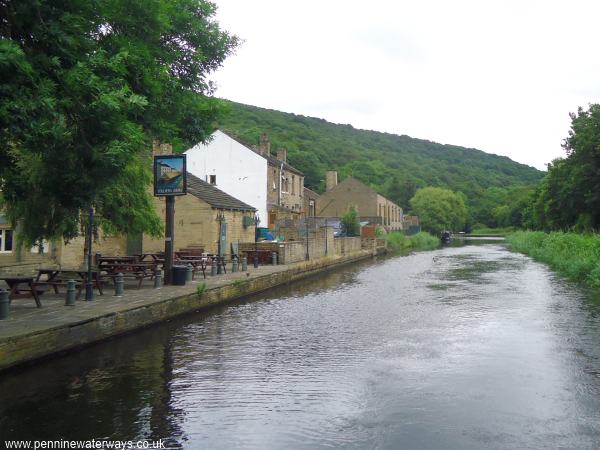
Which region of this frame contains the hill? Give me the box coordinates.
[218,101,544,225]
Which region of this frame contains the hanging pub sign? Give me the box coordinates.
[154,155,187,196]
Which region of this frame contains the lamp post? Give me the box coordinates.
[253,214,260,268]
[324,217,328,256]
[85,205,94,301]
[216,210,225,256]
[305,218,310,261]
[216,210,225,274]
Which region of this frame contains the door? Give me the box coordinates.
[269,211,277,228]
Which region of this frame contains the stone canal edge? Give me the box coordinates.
[0,251,373,373]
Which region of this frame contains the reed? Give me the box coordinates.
[386,232,440,254]
[507,231,600,288]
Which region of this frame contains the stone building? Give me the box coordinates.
[257,133,304,228]
[0,211,127,275]
[1,163,256,274]
[303,187,320,217]
[185,131,305,229]
[142,173,256,256]
[316,171,403,232]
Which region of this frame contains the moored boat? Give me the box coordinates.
[441,230,452,244]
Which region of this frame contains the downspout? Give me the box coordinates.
[278,162,284,206]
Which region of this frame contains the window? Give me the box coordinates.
[0,229,13,253]
[209,174,217,185]
[292,175,295,194]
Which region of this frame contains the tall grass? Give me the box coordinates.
[470,226,516,236]
[507,231,600,288]
[387,231,440,254]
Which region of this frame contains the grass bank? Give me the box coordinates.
[386,231,440,254]
[470,226,516,236]
[507,231,600,288]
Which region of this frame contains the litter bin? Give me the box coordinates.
[172,265,187,286]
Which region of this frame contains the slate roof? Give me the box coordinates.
[186,173,256,212]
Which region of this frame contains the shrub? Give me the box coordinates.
[386,231,440,254]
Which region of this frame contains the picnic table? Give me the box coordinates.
[175,254,211,279]
[100,262,156,289]
[0,276,42,308]
[97,256,139,266]
[137,252,165,264]
[35,268,105,297]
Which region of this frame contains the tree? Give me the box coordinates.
[0,0,238,244]
[341,206,360,237]
[409,187,468,235]
[384,176,418,211]
[527,104,600,231]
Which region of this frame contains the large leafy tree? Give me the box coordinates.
[527,104,600,231]
[0,0,238,244]
[409,187,468,235]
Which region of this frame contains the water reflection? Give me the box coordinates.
[1,244,600,449]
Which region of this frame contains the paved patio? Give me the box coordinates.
[0,263,288,340]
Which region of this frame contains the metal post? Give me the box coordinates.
[211,259,217,276]
[216,211,224,258]
[86,206,94,301]
[186,263,193,282]
[0,289,9,320]
[65,280,77,306]
[325,218,328,256]
[305,218,310,261]
[242,256,248,272]
[254,214,260,268]
[114,273,124,297]
[232,258,239,273]
[154,268,162,289]
[164,196,175,284]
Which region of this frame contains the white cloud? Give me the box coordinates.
[211,0,600,170]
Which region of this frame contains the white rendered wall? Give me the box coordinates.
[185,130,268,226]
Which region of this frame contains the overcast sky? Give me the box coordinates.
[211,0,600,171]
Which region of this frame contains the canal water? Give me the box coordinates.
[2,241,600,449]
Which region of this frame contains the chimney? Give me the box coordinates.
[258,132,270,155]
[276,148,287,163]
[326,170,338,191]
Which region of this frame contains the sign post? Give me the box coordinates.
[154,154,187,285]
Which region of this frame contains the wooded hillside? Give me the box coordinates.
[218,101,544,225]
